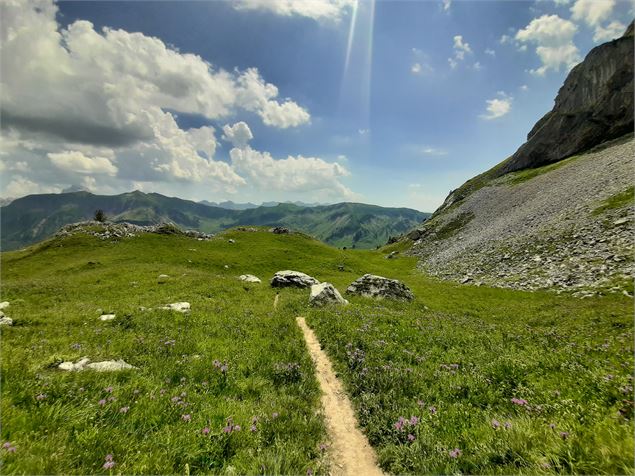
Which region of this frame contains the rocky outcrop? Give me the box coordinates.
[309,283,349,307]
[59,358,137,372]
[56,221,214,241]
[499,23,634,175]
[346,274,414,301]
[270,227,290,234]
[271,270,319,288]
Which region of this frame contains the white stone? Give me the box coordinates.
[0,302,9,310]
[310,282,348,307]
[99,314,116,321]
[239,274,262,283]
[59,357,91,371]
[86,360,137,372]
[159,302,191,313]
[0,316,13,326]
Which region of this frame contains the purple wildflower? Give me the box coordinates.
[250,424,257,432]
[103,454,115,470]
[160,388,166,395]
[272,412,279,419]
[410,416,419,425]
[7,446,16,453]
[234,425,241,431]
[98,399,107,406]
[104,386,114,393]
[201,427,210,435]
[307,469,314,476]
[2,442,11,449]
[71,343,82,350]
[319,443,328,452]
[107,396,116,402]
[181,414,191,422]
[119,406,130,414]
[549,423,556,430]
[504,421,512,429]
[428,406,437,415]
[559,431,569,440]
[511,398,527,406]
[449,448,462,458]
[417,399,425,407]
[407,434,416,442]
[36,393,47,401]
[171,396,180,403]
[491,419,500,429]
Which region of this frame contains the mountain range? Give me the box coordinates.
[0,191,428,251]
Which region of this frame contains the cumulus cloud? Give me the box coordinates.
[0,0,317,199]
[4,176,61,197]
[485,48,496,57]
[515,14,580,76]
[448,35,472,68]
[229,146,357,200]
[570,0,615,26]
[48,151,118,176]
[592,20,626,42]
[480,92,513,120]
[406,145,449,157]
[222,122,254,149]
[232,0,354,22]
[442,0,452,12]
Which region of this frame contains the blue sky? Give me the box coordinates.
[1,0,632,211]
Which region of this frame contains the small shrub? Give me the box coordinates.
[94,209,106,222]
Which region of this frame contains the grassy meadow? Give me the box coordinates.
[1,228,633,474]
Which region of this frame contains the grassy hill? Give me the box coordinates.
[1,228,632,474]
[0,191,428,251]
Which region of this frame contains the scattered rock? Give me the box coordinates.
[0,315,13,326]
[0,302,9,310]
[271,270,319,288]
[99,314,116,321]
[270,227,290,234]
[59,358,137,372]
[239,274,262,283]
[159,302,191,313]
[386,251,399,259]
[346,274,414,301]
[309,282,349,307]
[228,239,235,244]
[56,221,214,241]
[157,274,170,283]
[460,276,472,284]
[614,217,630,226]
[223,265,230,269]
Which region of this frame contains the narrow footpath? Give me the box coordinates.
[296,317,384,476]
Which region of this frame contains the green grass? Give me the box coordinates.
[1,229,633,474]
[505,155,582,185]
[593,186,634,216]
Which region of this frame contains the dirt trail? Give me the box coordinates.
[296,317,384,476]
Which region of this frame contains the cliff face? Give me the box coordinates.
[498,22,633,175]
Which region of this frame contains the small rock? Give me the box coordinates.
[158,274,170,283]
[460,276,472,284]
[223,265,230,269]
[386,251,399,259]
[346,274,414,301]
[99,314,116,321]
[159,302,191,313]
[239,274,262,283]
[228,239,235,244]
[0,302,9,310]
[59,357,91,371]
[270,227,290,234]
[310,282,348,307]
[614,217,630,226]
[0,316,13,326]
[271,270,319,288]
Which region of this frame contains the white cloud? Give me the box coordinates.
[48,151,118,176]
[472,61,483,70]
[406,145,449,157]
[520,84,529,91]
[232,0,354,22]
[230,146,358,200]
[500,34,513,44]
[0,0,314,199]
[448,34,473,68]
[3,176,61,198]
[570,0,615,26]
[515,14,580,76]
[222,122,254,149]
[592,20,626,42]
[480,92,513,120]
[442,0,452,12]
[411,62,422,74]
[485,48,496,56]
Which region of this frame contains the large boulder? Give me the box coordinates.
[271,270,319,288]
[346,274,414,301]
[309,283,349,307]
[498,23,634,175]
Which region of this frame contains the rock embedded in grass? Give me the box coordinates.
[58,358,137,372]
[239,274,262,283]
[99,314,116,321]
[346,274,414,300]
[159,302,191,313]
[0,312,13,326]
[309,282,348,307]
[157,274,170,283]
[271,270,319,288]
[0,301,9,310]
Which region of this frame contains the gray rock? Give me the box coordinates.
[59,358,137,372]
[99,314,116,321]
[0,316,13,326]
[159,302,191,313]
[0,301,9,310]
[228,239,235,244]
[270,227,290,234]
[271,270,319,288]
[346,274,414,300]
[386,251,399,259]
[309,282,348,307]
[239,274,262,283]
[499,24,633,175]
[158,274,170,283]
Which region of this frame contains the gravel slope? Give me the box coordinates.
[409,137,634,296]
